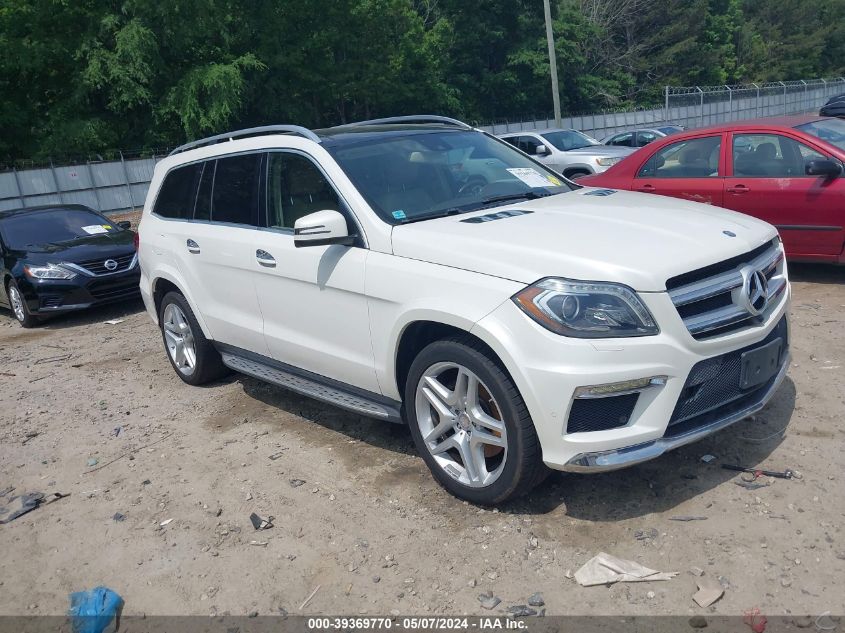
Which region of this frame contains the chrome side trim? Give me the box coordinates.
[220,352,402,423]
[561,353,789,473]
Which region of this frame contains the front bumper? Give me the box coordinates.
[562,350,789,472]
[18,267,141,314]
[471,282,791,472]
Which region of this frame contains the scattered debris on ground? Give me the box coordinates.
[574,552,678,586]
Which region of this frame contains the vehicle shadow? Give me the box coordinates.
[788,262,845,284]
[34,297,146,330]
[498,376,797,519]
[238,367,796,519]
[238,375,418,457]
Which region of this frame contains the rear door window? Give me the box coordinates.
[153,163,202,219]
[608,133,634,147]
[211,154,261,225]
[637,131,659,146]
[638,136,722,178]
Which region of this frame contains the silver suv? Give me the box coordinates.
[499,128,635,180]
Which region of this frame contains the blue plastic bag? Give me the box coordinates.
[68,586,124,633]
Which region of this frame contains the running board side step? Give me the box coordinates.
[220,350,403,423]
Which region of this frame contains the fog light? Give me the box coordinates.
[574,376,667,399]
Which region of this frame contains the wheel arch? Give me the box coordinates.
[150,271,213,339]
[393,318,517,401]
[562,164,594,178]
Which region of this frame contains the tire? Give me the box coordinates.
[6,279,39,328]
[565,170,591,181]
[404,336,548,505]
[158,291,229,385]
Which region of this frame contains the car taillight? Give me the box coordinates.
[133,231,139,250]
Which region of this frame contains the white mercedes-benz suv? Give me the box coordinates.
[138,116,790,505]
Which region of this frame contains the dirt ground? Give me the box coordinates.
[0,264,843,619]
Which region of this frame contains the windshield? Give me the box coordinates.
[326,130,573,224]
[796,118,845,152]
[540,130,600,151]
[1,208,118,249]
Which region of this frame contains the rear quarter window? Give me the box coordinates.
[152,163,202,219]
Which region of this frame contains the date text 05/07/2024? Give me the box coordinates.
[307,617,528,631]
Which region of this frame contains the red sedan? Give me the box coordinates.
[580,115,845,263]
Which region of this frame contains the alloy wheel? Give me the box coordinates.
[414,362,507,488]
[162,303,197,376]
[9,286,25,322]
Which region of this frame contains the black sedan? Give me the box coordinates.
[0,204,140,327]
[820,93,845,118]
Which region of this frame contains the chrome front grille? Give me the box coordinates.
[69,252,138,276]
[668,239,787,339]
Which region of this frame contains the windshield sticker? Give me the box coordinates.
[81,225,109,235]
[506,168,559,189]
[392,210,407,220]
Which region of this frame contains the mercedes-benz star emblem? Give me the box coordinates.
[104,259,118,271]
[740,266,769,316]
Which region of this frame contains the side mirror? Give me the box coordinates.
[805,159,842,178]
[294,210,356,248]
[534,144,550,156]
[117,220,132,230]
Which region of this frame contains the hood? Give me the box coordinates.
[20,230,136,265]
[390,188,778,292]
[560,145,636,156]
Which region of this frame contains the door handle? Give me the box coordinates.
[187,239,200,254]
[256,249,276,267]
[637,184,655,192]
[727,184,750,194]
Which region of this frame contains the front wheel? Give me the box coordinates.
[565,170,591,181]
[6,280,39,328]
[404,336,548,505]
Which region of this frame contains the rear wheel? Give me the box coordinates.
[159,291,229,385]
[405,336,548,505]
[6,280,39,328]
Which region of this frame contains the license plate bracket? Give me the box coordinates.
[740,339,783,390]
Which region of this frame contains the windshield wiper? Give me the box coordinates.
[480,191,550,206]
[397,207,471,225]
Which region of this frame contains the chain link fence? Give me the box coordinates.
[477,77,845,139]
[2,77,843,215]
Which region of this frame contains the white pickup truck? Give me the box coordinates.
[138,116,790,505]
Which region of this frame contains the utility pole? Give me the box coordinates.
[543,0,562,127]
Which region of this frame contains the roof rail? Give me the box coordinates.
[343,115,472,129]
[169,125,321,156]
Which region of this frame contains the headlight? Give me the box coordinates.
[513,278,658,338]
[596,157,621,167]
[23,263,77,280]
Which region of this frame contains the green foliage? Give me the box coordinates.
[1,0,843,160]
